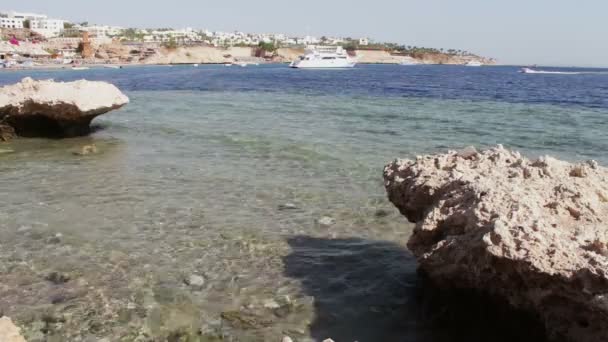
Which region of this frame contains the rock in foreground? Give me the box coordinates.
[0,316,26,342]
[0,77,128,138]
[384,146,608,342]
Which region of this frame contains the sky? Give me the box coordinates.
[11,0,608,67]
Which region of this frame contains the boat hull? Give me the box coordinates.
[289,61,356,69]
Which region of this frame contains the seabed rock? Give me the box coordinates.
[0,77,128,139]
[72,144,98,156]
[184,274,206,290]
[318,216,336,227]
[384,145,608,342]
[0,316,27,342]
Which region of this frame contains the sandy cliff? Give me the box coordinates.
[140,46,492,65]
[144,46,262,64]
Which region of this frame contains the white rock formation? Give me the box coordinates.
[0,316,27,342]
[0,77,129,138]
[384,146,608,342]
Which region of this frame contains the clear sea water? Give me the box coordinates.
[0,64,607,341]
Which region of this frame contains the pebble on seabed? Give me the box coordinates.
[184,274,206,290]
[318,216,335,227]
[323,339,335,342]
[278,203,298,210]
[282,336,294,342]
[73,144,98,156]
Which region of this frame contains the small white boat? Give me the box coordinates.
[235,62,248,67]
[72,66,90,70]
[103,65,120,69]
[520,67,538,74]
[193,64,199,67]
[465,60,483,67]
[520,67,580,75]
[290,46,356,69]
[224,63,232,67]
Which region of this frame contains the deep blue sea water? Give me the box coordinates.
[2,64,608,108]
[0,64,607,341]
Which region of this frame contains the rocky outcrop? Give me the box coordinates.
[0,77,129,139]
[0,317,27,342]
[144,46,262,64]
[383,146,608,342]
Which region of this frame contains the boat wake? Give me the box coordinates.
[520,67,608,75]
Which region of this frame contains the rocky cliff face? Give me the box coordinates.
[0,77,129,139]
[384,146,608,342]
[144,46,262,64]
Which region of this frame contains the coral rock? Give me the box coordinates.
[0,316,27,342]
[0,77,128,139]
[384,146,608,342]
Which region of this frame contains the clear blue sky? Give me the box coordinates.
[13,0,608,66]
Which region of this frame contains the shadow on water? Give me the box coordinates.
[283,236,548,342]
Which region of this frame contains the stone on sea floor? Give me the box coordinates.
[318,216,335,227]
[0,122,16,141]
[72,144,98,156]
[383,145,608,342]
[374,208,390,218]
[184,274,206,290]
[263,299,280,309]
[0,77,129,139]
[45,272,70,284]
[322,339,335,342]
[0,316,27,342]
[278,203,299,211]
[282,336,294,342]
[46,233,63,244]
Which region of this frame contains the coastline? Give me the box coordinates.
[1,46,494,72]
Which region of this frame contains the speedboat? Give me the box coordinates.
[465,61,483,66]
[520,67,538,74]
[519,67,579,75]
[290,46,356,69]
[72,66,90,70]
[193,64,199,67]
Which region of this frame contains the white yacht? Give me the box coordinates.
[290,46,356,69]
[465,60,483,67]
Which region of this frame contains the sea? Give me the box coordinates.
[0,64,607,341]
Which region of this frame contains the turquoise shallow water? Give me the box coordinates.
[0,65,607,341]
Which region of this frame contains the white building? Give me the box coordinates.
[30,18,65,38]
[303,36,320,44]
[0,17,23,29]
[1,11,48,20]
[85,25,124,37]
[142,28,201,44]
[359,37,369,46]
[0,11,65,37]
